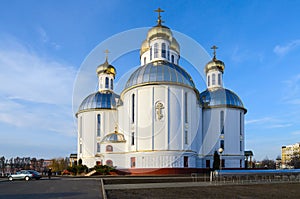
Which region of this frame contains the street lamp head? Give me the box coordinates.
[218,148,224,154]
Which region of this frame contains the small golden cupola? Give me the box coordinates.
[139,8,180,65]
[204,46,225,90]
[96,50,116,92]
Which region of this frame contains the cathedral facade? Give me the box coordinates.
[76,11,247,172]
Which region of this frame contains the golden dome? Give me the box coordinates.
[96,59,116,77]
[204,58,225,74]
[205,45,225,74]
[170,38,180,54]
[147,25,172,41]
[140,8,180,56]
[140,40,149,56]
[140,25,180,56]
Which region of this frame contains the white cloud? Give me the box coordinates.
[291,130,300,135]
[282,74,300,105]
[0,36,77,135]
[273,40,300,56]
[245,117,273,125]
[231,45,264,63]
[246,117,292,129]
[37,27,61,50]
[0,41,75,105]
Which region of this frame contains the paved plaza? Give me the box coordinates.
[0,177,102,199]
[1,175,300,199]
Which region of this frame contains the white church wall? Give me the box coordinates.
[103,153,126,169]
[153,86,168,150]
[128,151,196,168]
[223,109,243,155]
[120,84,200,168]
[168,87,183,150]
[202,109,220,156]
[137,87,153,151]
[77,110,118,168]
[202,107,245,168]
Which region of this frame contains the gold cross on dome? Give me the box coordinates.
[154,7,165,25]
[211,45,218,60]
[104,49,110,60]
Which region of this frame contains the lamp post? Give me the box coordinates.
[218,148,224,171]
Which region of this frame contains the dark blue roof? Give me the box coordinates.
[200,88,246,111]
[78,91,120,112]
[125,61,195,89]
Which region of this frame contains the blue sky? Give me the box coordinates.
[0,0,300,161]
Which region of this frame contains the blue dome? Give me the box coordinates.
[78,91,120,112]
[101,132,126,143]
[200,88,246,112]
[125,61,195,89]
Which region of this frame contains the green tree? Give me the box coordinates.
[212,151,220,171]
[67,164,88,175]
[94,165,115,175]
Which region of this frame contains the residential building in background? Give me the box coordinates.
[281,143,300,169]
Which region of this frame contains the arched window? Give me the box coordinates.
[106,145,113,152]
[220,111,224,134]
[132,94,135,123]
[240,141,243,151]
[218,73,221,86]
[184,92,188,123]
[105,77,109,88]
[79,144,82,153]
[212,74,216,85]
[171,55,174,63]
[106,160,113,167]
[161,43,166,58]
[97,114,101,137]
[130,157,136,168]
[154,43,158,58]
[144,57,146,65]
[208,75,210,87]
[220,140,224,149]
[110,79,113,90]
[79,116,82,138]
[150,46,152,60]
[131,132,135,145]
[97,142,100,153]
[240,112,243,135]
[96,161,102,166]
[167,46,170,60]
[184,156,188,167]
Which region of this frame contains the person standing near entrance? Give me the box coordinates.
[48,168,52,179]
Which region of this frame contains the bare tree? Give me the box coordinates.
[290,152,300,169]
[0,156,5,175]
[261,158,276,169]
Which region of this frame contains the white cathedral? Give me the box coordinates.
[76,10,247,173]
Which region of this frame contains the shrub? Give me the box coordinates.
[94,165,115,175]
